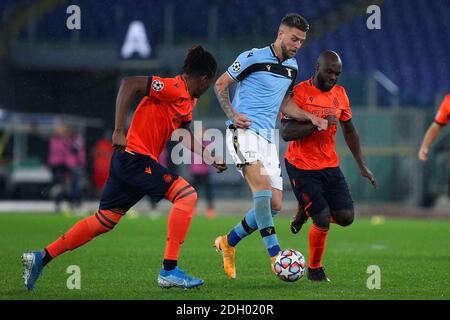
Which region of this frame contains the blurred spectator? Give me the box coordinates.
[48,121,86,213]
[91,130,113,197]
[48,121,70,212]
[66,126,86,212]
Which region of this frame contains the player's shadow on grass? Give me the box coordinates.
[243,283,303,289]
[3,289,35,298]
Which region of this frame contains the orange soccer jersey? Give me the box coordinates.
[434,94,450,126]
[126,75,196,160]
[284,79,352,170]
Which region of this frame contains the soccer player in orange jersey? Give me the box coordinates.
[281,51,377,281]
[418,94,450,161]
[21,46,227,290]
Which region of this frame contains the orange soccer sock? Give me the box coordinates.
[164,178,198,261]
[308,224,329,269]
[46,209,124,258]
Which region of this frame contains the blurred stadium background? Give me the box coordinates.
[0,0,449,217]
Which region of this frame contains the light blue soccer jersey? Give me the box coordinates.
[226,44,298,142]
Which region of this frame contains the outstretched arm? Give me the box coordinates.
[214,72,251,128]
[418,122,442,161]
[113,76,148,151]
[340,119,377,188]
[280,119,317,141]
[281,116,338,141]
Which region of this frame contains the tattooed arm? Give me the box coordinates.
[214,72,252,128]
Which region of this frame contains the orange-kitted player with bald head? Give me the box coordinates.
[281,51,377,282]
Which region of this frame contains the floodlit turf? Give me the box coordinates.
[0,213,449,300]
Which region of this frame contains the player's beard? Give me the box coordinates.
[317,73,334,92]
[280,43,295,60]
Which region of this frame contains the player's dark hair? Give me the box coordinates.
[182,45,217,79]
[281,13,309,32]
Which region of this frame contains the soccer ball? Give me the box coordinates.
[273,249,306,282]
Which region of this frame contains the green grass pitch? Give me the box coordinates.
[0,213,449,300]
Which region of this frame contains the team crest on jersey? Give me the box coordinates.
[231,61,241,72]
[333,97,339,107]
[152,79,164,91]
[164,174,173,184]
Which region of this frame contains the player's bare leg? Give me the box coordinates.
[330,209,354,227]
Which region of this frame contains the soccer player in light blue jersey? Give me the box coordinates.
[213,13,327,278]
